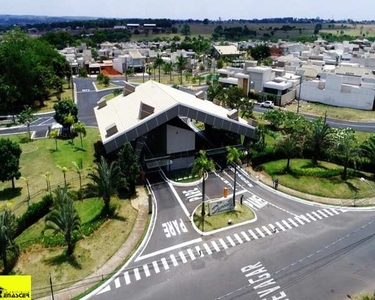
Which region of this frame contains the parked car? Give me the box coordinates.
[261,100,274,108]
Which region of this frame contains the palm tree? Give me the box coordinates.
[50,129,59,151]
[53,185,71,206]
[175,55,188,84]
[72,159,84,196]
[57,165,69,186]
[20,177,31,206]
[42,171,52,194]
[18,107,36,141]
[73,122,86,149]
[64,113,75,141]
[0,209,19,273]
[163,62,173,83]
[226,147,243,208]
[277,134,300,172]
[146,64,152,81]
[361,135,375,178]
[306,118,332,165]
[335,130,361,180]
[154,54,164,83]
[87,157,121,216]
[45,198,81,256]
[192,150,215,231]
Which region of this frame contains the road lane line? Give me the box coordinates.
[134,268,141,281]
[179,251,187,263]
[124,271,131,285]
[262,225,272,235]
[282,220,293,229]
[212,241,221,252]
[143,264,151,277]
[312,212,323,220]
[219,238,229,249]
[275,222,286,231]
[288,218,299,227]
[294,217,305,225]
[255,227,266,237]
[187,248,196,260]
[330,208,340,215]
[248,229,259,239]
[161,257,169,270]
[152,261,160,273]
[234,233,244,244]
[114,277,120,288]
[317,210,328,218]
[203,243,212,254]
[227,236,236,247]
[323,209,334,216]
[306,213,317,221]
[170,254,178,267]
[241,231,251,241]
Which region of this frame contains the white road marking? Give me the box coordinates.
[187,248,196,260]
[306,213,317,221]
[212,241,221,252]
[262,225,272,235]
[195,246,203,257]
[114,277,120,288]
[282,220,293,229]
[203,243,212,254]
[234,233,244,244]
[288,218,299,227]
[269,224,277,232]
[255,227,266,238]
[124,271,131,285]
[219,238,229,249]
[323,209,334,216]
[161,257,169,270]
[170,254,178,267]
[152,261,160,273]
[294,217,305,225]
[227,236,236,247]
[330,208,340,215]
[98,285,111,294]
[179,251,187,264]
[134,268,141,281]
[317,210,328,218]
[275,222,286,231]
[143,264,151,277]
[248,229,259,239]
[241,231,251,241]
[312,212,323,220]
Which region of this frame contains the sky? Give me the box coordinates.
[1,0,375,21]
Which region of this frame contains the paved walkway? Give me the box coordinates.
[38,187,150,300]
[245,166,375,207]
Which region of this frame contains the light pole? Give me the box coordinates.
[360,177,375,198]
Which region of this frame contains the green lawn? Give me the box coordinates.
[262,159,375,199]
[35,83,73,113]
[95,82,118,90]
[0,128,100,215]
[194,203,255,232]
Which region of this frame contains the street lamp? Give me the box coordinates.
[360,177,375,194]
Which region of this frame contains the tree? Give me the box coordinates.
[361,135,375,177]
[175,55,187,84]
[73,122,86,149]
[250,45,271,62]
[18,107,37,141]
[239,98,254,119]
[217,59,224,69]
[78,67,87,78]
[50,129,59,151]
[181,24,191,36]
[42,171,52,194]
[306,118,332,165]
[45,194,81,256]
[226,147,243,208]
[262,110,285,130]
[277,134,300,172]
[192,150,215,231]
[154,54,164,83]
[334,129,361,180]
[53,100,78,132]
[0,139,22,189]
[20,176,31,206]
[0,210,19,273]
[118,143,140,194]
[223,86,246,109]
[57,165,69,186]
[87,157,121,216]
[64,113,76,142]
[72,159,84,196]
[163,62,173,83]
[102,76,110,87]
[207,82,223,101]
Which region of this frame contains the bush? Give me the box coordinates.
[16,194,53,236]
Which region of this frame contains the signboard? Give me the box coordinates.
[209,197,234,216]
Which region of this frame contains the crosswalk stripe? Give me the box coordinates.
[269,224,277,233]
[195,246,203,257]
[187,248,196,260]
[114,277,121,288]
[323,209,334,216]
[227,236,236,247]
[262,225,272,235]
[161,258,169,270]
[244,201,257,211]
[203,243,212,255]
[134,268,141,281]
[241,231,251,241]
[275,222,286,231]
[124,271,131,285]
[255,227,266,237]
[234,233,244,244]
[212,241,221,252]
[299,215,311,223]
[282,220,293,229]
[306,213,317,221]
[152,261,160,273]
[170,254,178,267]
[317,210,328,218]
[219,238,229,249]
[248,229,259,239]
[143,264,151,277]
[179,251,188,264]
[330,208,340,215]
[294,217,305,225]
[288,218,299,227]
[312,212,323,220]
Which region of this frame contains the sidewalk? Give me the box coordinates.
[246,166,375,207]
[37,187,149,300]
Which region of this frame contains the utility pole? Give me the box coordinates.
[49,273,55,300]
[297,75,302,114]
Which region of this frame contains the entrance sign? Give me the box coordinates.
[209,198,234,216]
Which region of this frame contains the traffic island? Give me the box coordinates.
[193,201,255,233]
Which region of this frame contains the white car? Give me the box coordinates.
[261,101,274,108]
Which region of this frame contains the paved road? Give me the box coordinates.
[88,165,375,300]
